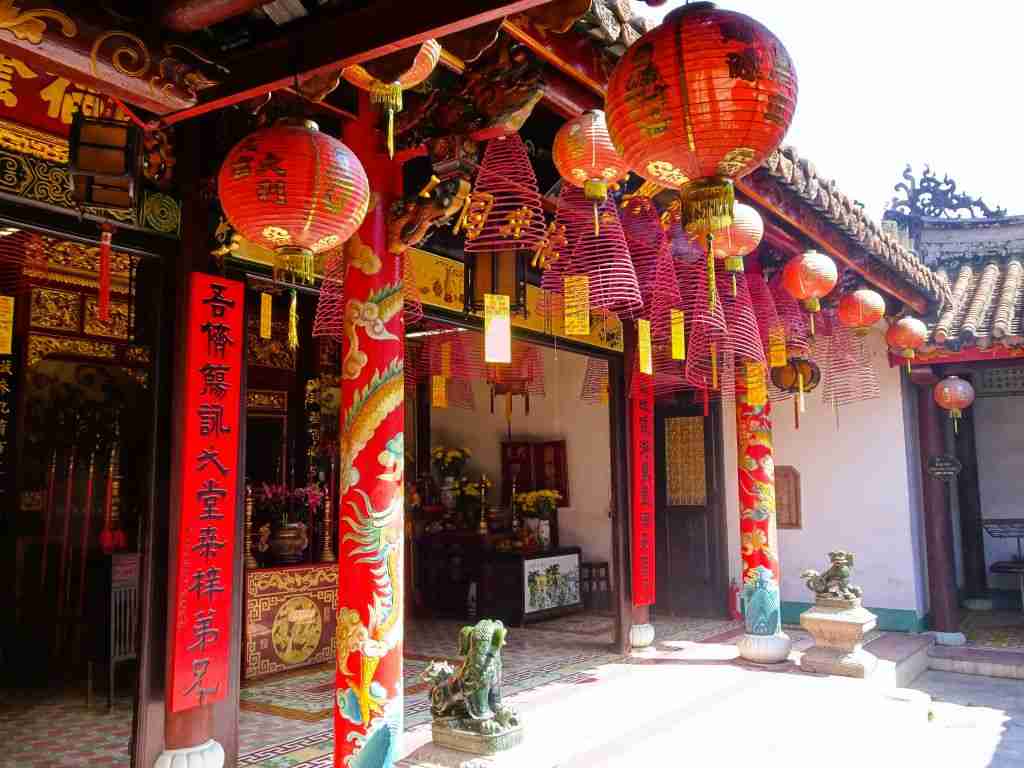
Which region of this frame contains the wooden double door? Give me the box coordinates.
[653,398,728,618]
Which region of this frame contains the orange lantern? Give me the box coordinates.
[933,375,975,433]
[218,120,370,269]
[552,110,630,235]
[781,250,837,334]
[837,288,885,334]
[886,315,928,372]
[705,202,763,295]
[605,2,797,236]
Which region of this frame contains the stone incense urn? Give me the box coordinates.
[798,551,878,678]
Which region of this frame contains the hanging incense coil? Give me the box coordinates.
[312,244,346,343]
[580,357,610,405]
[0,228,42,296]
[748,272,786,366]
[820,309,881,409]
[566,196,642,317]
[770,271,811,358]
[540,185,597,295]
[680,258,727,391]
[461,134,546,253]
[622,197,681,340]
[717,269,765,364]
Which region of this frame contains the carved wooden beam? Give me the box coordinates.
[0,1,224,115]
[161,0,272,34]
[161,0,558,125]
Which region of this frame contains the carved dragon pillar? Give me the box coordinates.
[734,367,792,663]
[334,96,405,768]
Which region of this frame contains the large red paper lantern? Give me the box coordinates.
[552,110,630,234]
[885,316,928,360]
[605,2,797,234]
[934,375,975,431]
[218,120,369,261]
[837,288,885,333]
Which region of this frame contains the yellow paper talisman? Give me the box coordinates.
[431,374,448,408]
[563,275,590,336]
[484,293,511,363]
[670,309,685,360]
[746,362,767,406]
[440,342,451,377]
[0,296,12,355]
[768,327,787,368]
[638,318,653,375]
[259,292,273,340]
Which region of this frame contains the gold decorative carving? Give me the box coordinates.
[29,286,79,331]
[125,345,150,364]
[248,319,296,370]
[0,117,67,163]
[247,389,288,412]
[142,191,181,234]
[26,332,116,367]
[125,367,149,389]
[0,3,77,45]
[665,416,706,506]
[84,297,129,339]
[247,565,338,598]
[271,595,323,665]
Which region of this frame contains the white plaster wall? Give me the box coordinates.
[430,344,615,583]
[902,373,929,616]
[974,395,1024,590]
[722,330,924,615]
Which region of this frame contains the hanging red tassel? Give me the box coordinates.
[99,224,114,322]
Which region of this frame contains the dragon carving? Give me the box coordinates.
[889,164,1006,220]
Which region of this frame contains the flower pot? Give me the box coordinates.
[269,522,309,565]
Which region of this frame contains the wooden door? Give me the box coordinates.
[653,399,727,618]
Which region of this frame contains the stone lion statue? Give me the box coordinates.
[801,551,863,601]
[421,619,520,735]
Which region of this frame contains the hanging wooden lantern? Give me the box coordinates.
[837,288,885,334]
[218,119,370,270]
[463,251,528,315]
[69,112,142,211]
[781,250,838,334]
[934,375,974,433]
[886,316,928,368]
[770,357,820,429]
[552,110,630,235]
[605,1,797,235]
[342,40,442,158]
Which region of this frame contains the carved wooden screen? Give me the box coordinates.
[664,416,705,507]
[775,465,801,529]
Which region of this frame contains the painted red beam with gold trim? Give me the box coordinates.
[161,0,559,125]
[738,174,929,315]
[0,1,217,115]
[161,0,271,33]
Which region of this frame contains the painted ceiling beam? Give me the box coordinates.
[161,0,559,125]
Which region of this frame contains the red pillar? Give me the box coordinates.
[334,99,405,767]
[735,365,790,662]
[913,372,959,632]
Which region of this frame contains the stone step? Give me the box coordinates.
[928,644,1024,680]
[865,633,935,688]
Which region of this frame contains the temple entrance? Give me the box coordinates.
[653,397,729,618]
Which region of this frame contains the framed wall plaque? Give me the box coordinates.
[775,465,801,529]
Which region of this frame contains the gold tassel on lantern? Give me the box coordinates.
[371,81,403,159]
[288,288,299,351]
[681,177,735,237]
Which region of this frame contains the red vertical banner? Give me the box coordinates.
[168,274,243,713]
[630,370,656,607]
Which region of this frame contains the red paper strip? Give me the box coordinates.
[630,371,656,606]
[168,273,243,713]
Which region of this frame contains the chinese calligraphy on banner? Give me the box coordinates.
[169,274,243,713]
[630,370,655,606]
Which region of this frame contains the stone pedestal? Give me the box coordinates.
[432,721,524,756]
[799,597,878,678]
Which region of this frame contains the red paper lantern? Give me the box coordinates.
[837,288,885,333]
[218,120,370,259]
[782,251,838,310]
[933,375,975,429]
[605,2,797,234]
[553,110,630,234]
[885,316,928,360]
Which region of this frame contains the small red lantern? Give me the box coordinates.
[837,288,885,334]
[933,375,975,433]
[552,110,630,235]
[218,120,370,265]
[781,250,837,334]
[605,2,797,234]
[886,316,928,362]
